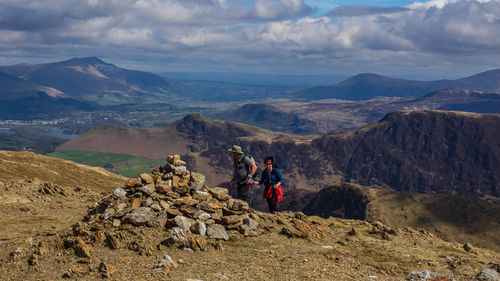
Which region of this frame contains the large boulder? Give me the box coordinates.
[206,224,229,240]
[189,172,206,191]
[124,207,156,226]
[209,187,229,201]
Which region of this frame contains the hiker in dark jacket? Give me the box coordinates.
[229,145,257,202]
[252,156,283,213]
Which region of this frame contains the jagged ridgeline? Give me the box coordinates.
[57,110,500,200]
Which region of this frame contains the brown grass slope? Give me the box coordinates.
[291,183,500,252]
[0,150,125,192]
[0,155,498,281]
[367,188,500,252]
[0,150,125,258]
[57,124,191,159]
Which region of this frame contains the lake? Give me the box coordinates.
[0,128,79,140]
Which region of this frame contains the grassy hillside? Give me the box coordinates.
[0,150,125,193]
[47,150,165,178]
[288,183,500,252]
[56,124,192,159]
[366,190,500,250]
[54,114,304,187]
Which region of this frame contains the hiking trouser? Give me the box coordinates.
[237,182,251,202]
[264,186,278,212]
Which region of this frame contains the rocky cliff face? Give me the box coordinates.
[301,183,369,220]
[327,111,500,197]
[189,111,499,198]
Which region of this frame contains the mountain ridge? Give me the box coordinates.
[292,69,500,101]
[3,57,500,105]
[0,57,188,105]
[22,57,182,100]
[56,110,500,200]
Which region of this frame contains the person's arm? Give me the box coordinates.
[249,162,257,178]
[245,161,257,184]
[275,169,284,186]
[254,170,265,185]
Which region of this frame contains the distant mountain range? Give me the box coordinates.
[0,57,192,118]
[2,57,500,120]
[0,70,97,119]
[3,57,500,104]
[0,57,184,103]
[161,71,347,87]
[292,70,500,101]
[214,89,500,134]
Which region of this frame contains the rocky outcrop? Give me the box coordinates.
[334,111,500,197]
[301,183,369,220]
[67,155,331,256]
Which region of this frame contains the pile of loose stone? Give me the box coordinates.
[73,155,265,252]
[49,155,333,277]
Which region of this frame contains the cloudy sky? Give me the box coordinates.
[1,0,500,80]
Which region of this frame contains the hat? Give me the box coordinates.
[228,145,243,154]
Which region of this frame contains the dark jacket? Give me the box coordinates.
[258,168,283,187]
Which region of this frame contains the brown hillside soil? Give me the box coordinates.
[0,179,101,258]
[366,189,500,252]
[0,150,125,260]
[1,210,498,280]
[0,156,498,281]
[294,183,500,253]
[0,150,125,193]
[57,126,190,159]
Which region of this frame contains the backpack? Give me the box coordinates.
[244,155,257,177]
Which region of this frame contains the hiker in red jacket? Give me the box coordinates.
[252,156,283,213]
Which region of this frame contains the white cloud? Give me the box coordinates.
[329,5,410,16]
[408,0,458,9]
[0,0,500,78]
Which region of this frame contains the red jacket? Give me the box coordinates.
[263,184,283,202]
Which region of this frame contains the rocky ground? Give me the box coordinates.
[0,154,499,280]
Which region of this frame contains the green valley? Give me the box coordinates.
[47,150,164,178]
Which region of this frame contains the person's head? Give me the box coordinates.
[264,156,274,171]
[228,145,243,159]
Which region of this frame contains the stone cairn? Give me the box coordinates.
[70,155,267,251]
[57,154,332,277]
[65,155,269,257]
